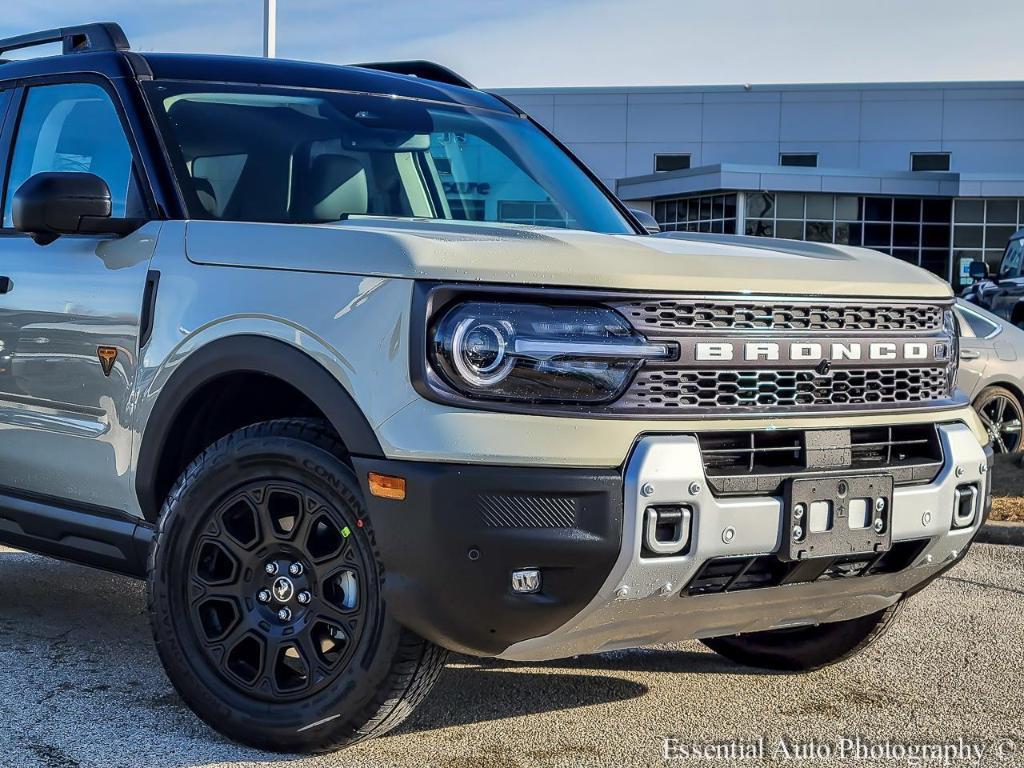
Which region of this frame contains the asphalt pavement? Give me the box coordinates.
[0,543,1021,768]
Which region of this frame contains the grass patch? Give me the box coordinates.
[990,454,1024,523]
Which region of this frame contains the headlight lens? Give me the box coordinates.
[431,302,671,403]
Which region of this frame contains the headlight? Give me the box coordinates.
[430,301,672,403]
[945,308,959,394]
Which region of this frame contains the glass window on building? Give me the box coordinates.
[779,153,818,168]
[654,154,691,173]
[497,200,569,227]
[953,198,1024,290]
[653,193,737,234]
[744,192,952,279]
[910,153,951,172]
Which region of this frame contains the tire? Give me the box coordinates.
[701,601,904,672]
[147,418,447,753]
[973,385,1024,455]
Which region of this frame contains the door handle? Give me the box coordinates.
[960,349,981,360]
[0,276,13,294]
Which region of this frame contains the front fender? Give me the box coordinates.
[133,332,386,520]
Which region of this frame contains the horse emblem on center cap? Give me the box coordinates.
[272,576,295,603]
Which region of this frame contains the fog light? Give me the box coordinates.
[952,485,978,529]
[511,568,541,594]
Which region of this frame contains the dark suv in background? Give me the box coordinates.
[962,228,1024,327]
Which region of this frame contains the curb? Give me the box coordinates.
[977,521,1024,546]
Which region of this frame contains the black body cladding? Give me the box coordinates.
[353,457,624,656]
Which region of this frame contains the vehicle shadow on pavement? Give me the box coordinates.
[395,660,649,735]
[457,648,778,676]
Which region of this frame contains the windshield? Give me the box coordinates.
[144,81,634,233]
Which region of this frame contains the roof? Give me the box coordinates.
[0,49,509,114]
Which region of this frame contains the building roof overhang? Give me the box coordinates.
[615,163,1024,201]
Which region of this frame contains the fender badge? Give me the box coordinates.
[97,346,118,377]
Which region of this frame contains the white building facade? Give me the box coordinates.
[495,82,1024,291]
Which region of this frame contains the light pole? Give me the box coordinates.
[263,0,277,58]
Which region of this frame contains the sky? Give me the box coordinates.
[4,0,1024,88]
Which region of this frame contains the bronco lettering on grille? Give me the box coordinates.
[688,338,948,366]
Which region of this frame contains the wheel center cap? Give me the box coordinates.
[272,576,295,603]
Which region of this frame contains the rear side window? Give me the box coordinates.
[956,306,1000,339]
[3,82,143,227]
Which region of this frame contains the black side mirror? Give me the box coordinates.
[967,260,989,281]
[629,208,660,235]
[12,172,143,246]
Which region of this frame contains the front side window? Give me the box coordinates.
[3,82,141,227]
[144,82,634,234]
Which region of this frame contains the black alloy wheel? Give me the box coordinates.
[148,419,446,753]
[189,479,367,701]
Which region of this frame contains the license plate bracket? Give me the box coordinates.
[781,474,893,562]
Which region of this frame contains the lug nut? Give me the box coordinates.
[614,585,630,600]
[288,562,304,577]
[722,526,736,543]
[873,518,885,533]
[640,483,655,497]
[922,511,932,526]
[688,482,701,496]
[955,465,966,478]
[297,591,311,605]
[264,562,279,575]
[277,607,292,621]
[257,589,271,604]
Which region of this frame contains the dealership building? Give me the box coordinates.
[495,81,1024,291]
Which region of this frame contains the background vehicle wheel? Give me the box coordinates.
[973,385,1024,455]
[701,601,904,672]
[148,418,446,753]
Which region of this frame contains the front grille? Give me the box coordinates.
[696,424,943,495]
[613,299,943,333]
[684,540,929,596]
[619,367,949,411]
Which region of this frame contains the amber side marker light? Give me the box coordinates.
[368,472,407,500]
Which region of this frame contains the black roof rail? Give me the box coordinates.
[0,22,130,58]
[353,60,476,90]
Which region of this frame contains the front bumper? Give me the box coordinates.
[355,421,990,661]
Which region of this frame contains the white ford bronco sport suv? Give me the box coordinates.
[0,23,992,754]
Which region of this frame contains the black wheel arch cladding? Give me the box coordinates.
[135,335,385,521]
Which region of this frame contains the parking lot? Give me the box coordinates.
[0,542,1020,768]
